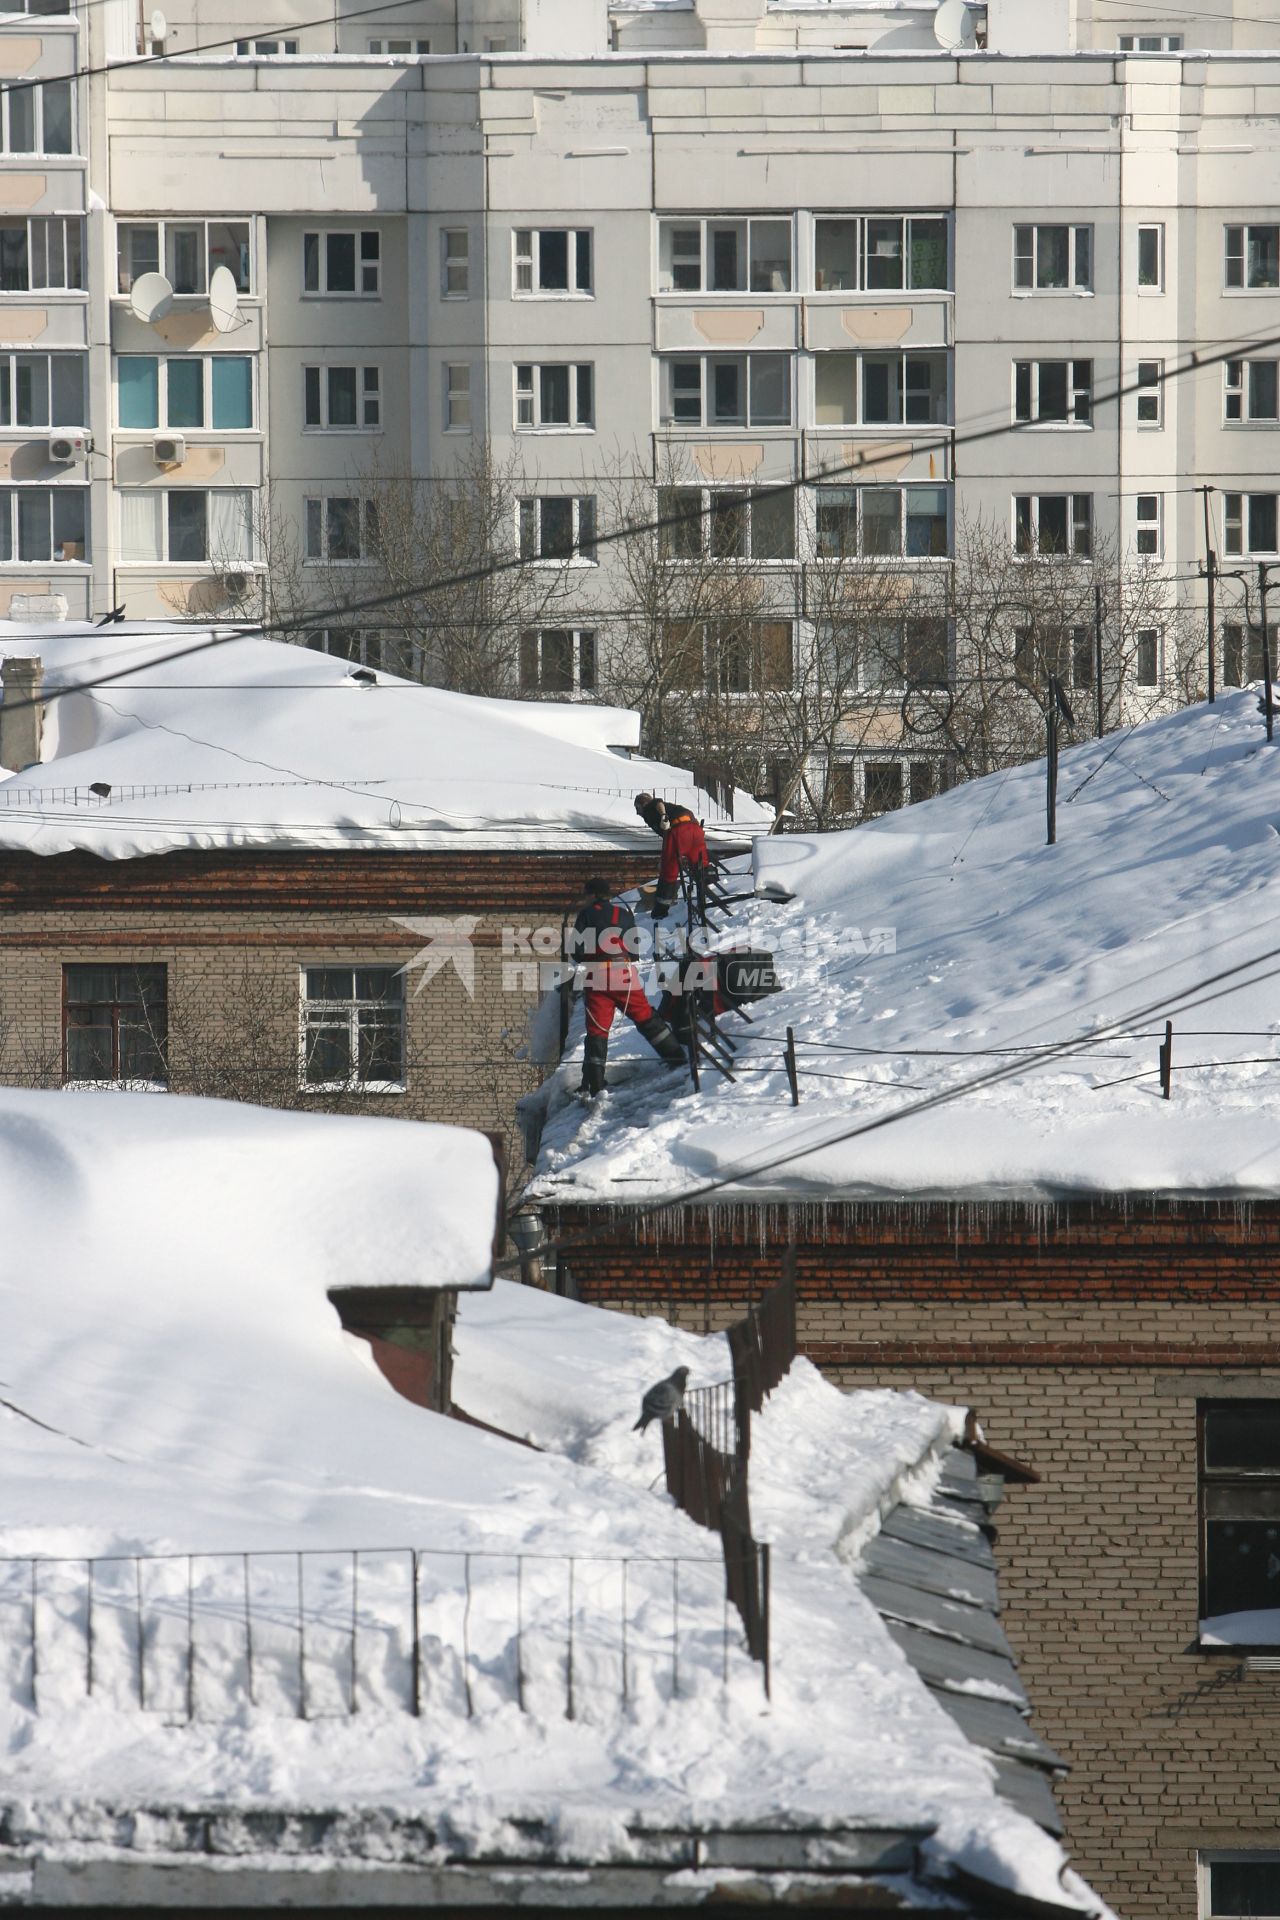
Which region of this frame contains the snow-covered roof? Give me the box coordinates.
[527,692,1280,1203]
[0,1092,1103,1915]
[0,622,769,859]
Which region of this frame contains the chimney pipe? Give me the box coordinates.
[0,656,43,772]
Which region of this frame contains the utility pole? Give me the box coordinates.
[1259,561,1275,742]
[1200,485,1217,703]
[1046,673,1059,846]
[1093,583,1105,737]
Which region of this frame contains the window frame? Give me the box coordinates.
[1136,491,1162,557]
[1198,1400,1280,1648]
[116,218,253,298]
[444,361,471,433]
[1012,357,1093,428]
[1011,223,1093,294]
[1137,358,1163,427]
[1013,493,1094,558]
[0,484,88,563]
[517,494,598,565]
[813,483,951,561]
[661,617,794,695]
[513,361,594,431]
[115,353,256,433]
[304,627,424,678]
[235,38,299,53]
[303,495,380,565]
[1119,31,1183,48]
[512,226,593,298]
[656,484,797,563]
[659,353,793,429]
[1200,1850,1280,1918]
[1135,625,1161,686]
[367,35,430,51]
[0,350,85,429]
[441,227,470,298]
[1137,221,1165,291]
[0,77,73,158]
[656,215,795,295]
[811,213,950,295]
[1224,357,1280,425]
[117,486,255,566]
[302,228,381,299]
[0,215,83,294]
[299,965,407,1095]
[302,363,381,432]
[519,626,598,697]
[1225,223,1280,292]
[62,963,168,1089]
[1223,492,1280,557]
[813,349,950,430]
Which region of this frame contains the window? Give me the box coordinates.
[660,355,790,428]
[1226,224,1280,290]
[1012,224,1092,292]
[1199,1402,1280,1642]
[302,229,380,297]
[485,37,511,51]
[118,488,253,564]
[663,619,792,694]
[1014,494,1093,557]
[1014,625,1094,690]
[0,79,73,157]
[814,485,949,559]
[1222,621,1277,684]
[518,495,597,562]
[1203,1855,1280,1918]
[235,38,298,53]
[1136,493,1161,556]
[0,487,86,561]
[304,496,379,563]
[657,486,795,561]
[301,967,405,1092]
[1137,222,1164,290]
[1137,359,1163,426]
[1,0,72,12]
[865,761,904,813]
[444,363,471,432]
[305,628,423,678]
[1135,627,1160,685]
[1013,359,1092,426]
[1118,31,1182,47]
[116,356,254,431]
[657,217,793,294]
[0,353,84,427]
[513,228,592,296]
[1224,358,1280,423]
[519,628,598,696]
[514,362,593,429]
[117,220,252,296]
[814,352,948,428]
[1224,493,1280,556]
[303,365,380,430]
[368,36,429,50]
[63,965,167,1087]
[442,228,469,297]
[820,616,949,692]
[0,217,83,292]
[812,214,948,293]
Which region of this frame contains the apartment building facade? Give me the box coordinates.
[0,0,1276,822]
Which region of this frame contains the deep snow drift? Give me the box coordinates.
[0,621,769,857]
[0,1091,1097,1911]
[528,692,1280,1202]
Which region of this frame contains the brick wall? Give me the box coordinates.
[548,1198,1280,1920]
[0,848,655,1165]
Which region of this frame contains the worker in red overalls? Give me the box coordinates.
[633,792,710,920]
[568,877,686,1096]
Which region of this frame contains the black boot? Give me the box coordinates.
[637,1014,687,1070]
[579,1033,608,1097]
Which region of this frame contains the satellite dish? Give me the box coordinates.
[149,8,167,39]
[934,0,976,48]
[208,264,239,333]
[129,271,174,324]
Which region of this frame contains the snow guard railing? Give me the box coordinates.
[0,1542,765,1723]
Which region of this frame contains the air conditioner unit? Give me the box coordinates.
[153,434,186,466]
[219,571,250,599]
[48,431,91,464]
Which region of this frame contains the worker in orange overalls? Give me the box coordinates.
[567,877,686,1096]
[633,792,710,920]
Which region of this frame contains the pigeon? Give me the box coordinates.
[633,1366,691,1433]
